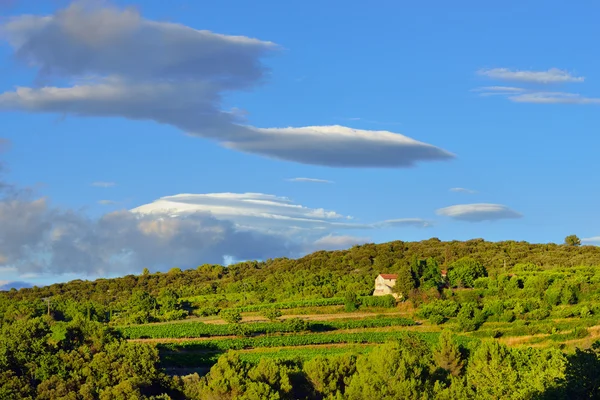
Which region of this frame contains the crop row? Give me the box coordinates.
[161,345,375,367]
[119,316,416,339]
[159,331,477,352]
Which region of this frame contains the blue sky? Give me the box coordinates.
[1,0,599,287]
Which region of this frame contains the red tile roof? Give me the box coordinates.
[379,274,398,280]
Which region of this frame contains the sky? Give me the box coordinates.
[1,0,600,288]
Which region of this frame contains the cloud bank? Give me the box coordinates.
[0,181,429,278]
[436,203,522,222]
[0,2,453,168]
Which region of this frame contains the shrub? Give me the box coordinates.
[284,318,309,332]
[220,309,242,324]
[580,306,592,318]
[344,292,359,312]
[429,313,447,325]
[526,308,550,321]
[456,303,485,332]
[360,295,396,308]
[499,310,515,323]
[261,308,282,322]
[196,306,220,317]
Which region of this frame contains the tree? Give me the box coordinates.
[344,291,359,312]
[421,257,443,289]
[305,354,357,398]
[434,331,464,377]
[261,308,282,322]
[394,263,417,299]
[220,309,242,324]
[142,268,150,276]
[345,335,436,399]
[158,288,179,313]
[447,258,487,288]
[467,341,566,399]
[565,235,581,246]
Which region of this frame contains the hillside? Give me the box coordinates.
[5,238,600,304]
[3,238,600,398]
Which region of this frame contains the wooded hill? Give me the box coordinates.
[5,238,600,305]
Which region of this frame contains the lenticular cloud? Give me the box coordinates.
[0,2,453,168]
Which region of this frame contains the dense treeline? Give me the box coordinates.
[4,239,600,311]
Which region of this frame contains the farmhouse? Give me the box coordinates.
[373,274,399,298]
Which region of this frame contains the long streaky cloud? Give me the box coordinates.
[0,2,453,168]
[92,181,116,188]
[509,92,600,104]
[478,68,584,84]
[436,203,522,222]
[450,187,477,194]
[287,177,334,184]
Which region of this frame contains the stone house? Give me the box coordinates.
[373,274,399,298]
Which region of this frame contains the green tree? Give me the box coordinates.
[456,302,485,332]
[565,235,581,246]
[261,308,282,322]
[142,267,150,276]
[467,341,566,399]
[344,291,359,312]
[304,353,357,398]
[420,257,443,289]
[157,288,179,313]
[394,263,417,299]
[345,335,436,399]
[220,309,242,324]
[447,258,487,288]
[434,331,464,377]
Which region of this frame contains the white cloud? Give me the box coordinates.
[582,236,600,244]
[98,199,117,205]
[508,91,600,104]
[312,234,370,251]
[0,2,453,168]
[375,218,432,228]
[477,68,584,84]
[436,203,522,222]
[131,192,431,233]
[450,187,477,194]
[92,181,115,188]
[472,86,526,94]
[287,177,334,184]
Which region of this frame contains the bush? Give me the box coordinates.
[196,306,220,317]
[418,300,460,320]
[344,292,359,312]
[456,303,485,332]
[499,310,515,323]
[580,306,592,319]
[220,309,242,324]
[526,308,550,321]
[429,313,447,325]
[160,310,188,321]
[284,318,309,332]
[360,295,396,308]
[261,308,282,322]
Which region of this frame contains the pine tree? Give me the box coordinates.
[434,331,464,376]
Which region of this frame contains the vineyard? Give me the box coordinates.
[119,316,416,339]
